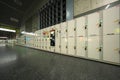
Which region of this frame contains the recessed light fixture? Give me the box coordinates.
[0,28,16,33]
[0,37,8,39]
[21,31,37,36]
[10,17,19,23]
[105,4,110,9]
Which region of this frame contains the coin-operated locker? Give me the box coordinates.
[87,12,101,60]
[41,29,44,50]
[38,30,42,49]
[42,29,45,50]
[43,29,47,50]
[68,20,75,55]
[39,30,42,49]
[76,16,87,57]
[55,24,61,53]
[103,5,120,63]
[45,27,50,51]
[50,26,55,52]
[61,22,67,54]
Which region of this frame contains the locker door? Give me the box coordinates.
[55,24,61,53]
[68,20,75,55]
[50,26,55,52]
[76,16,86,37]
[76,17,86,57]
[103,35,120,63]
[61,22,67,54]
[46,28,50,51]
[103,5,120,35]
[76,37,86,57]
[88,12,100,36]
[42,29,45,50]
[88,36,100,59]
[41,29,44,50]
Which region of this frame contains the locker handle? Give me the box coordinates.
[74,28,76,31]
[85,47,87,51]
[99,47,102,52]
[66,46,68,48]
[107,33,114,35]
[85,25,87,29]
[74,46,76,49]
[66,29,68,32]
[99,22,102,27]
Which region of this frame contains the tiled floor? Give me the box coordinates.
[0,46,120,80]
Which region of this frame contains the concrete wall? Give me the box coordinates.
[32,14,39,32]
[20,0,48,32]
[74,0,119,16]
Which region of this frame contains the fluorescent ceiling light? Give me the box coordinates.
[21,31,36,36]
[10,17,19,23]
[105,4,110,9]
[0,28,16,33]
[0,37,8,38]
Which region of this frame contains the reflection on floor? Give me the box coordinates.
[0,46,120,80]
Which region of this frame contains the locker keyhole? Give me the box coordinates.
[99,22,102,27]
[85,47,87,51]
[99,48,102,52]
[85,25,87,29]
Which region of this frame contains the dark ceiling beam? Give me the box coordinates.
[0,0,24,14]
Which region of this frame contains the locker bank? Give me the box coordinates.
[0,0,120,80]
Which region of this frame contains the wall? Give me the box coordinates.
[32,14,39,32]
[74,0,119,16]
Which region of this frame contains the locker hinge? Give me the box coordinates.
[85,25,87,29]
[74,46,76,49]
[74,28,76,31]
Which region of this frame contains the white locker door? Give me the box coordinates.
[76,16,86,37]
[88,36,100,59]
[76,37,86,57]
[103,35,120,63]
[103,6,120,35]
[88,12,100,36]
[68,20,75,55]
[46,27,50,51]
[50,26,55,52]
[76,17,86,57]
[55,24,61,53]
[61,22,67,54]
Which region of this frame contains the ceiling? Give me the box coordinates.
[0,0,35,28]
